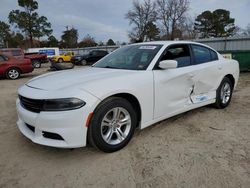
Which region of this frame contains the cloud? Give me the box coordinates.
[52,14,128,42]
[1,0,250,43]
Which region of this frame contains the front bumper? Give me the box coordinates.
[16,99,88,148]
[16,85,100,148]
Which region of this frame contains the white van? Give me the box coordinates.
[26,47,59,58]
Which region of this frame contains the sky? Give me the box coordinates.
[1,0,250,43]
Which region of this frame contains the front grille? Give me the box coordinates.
[19,95,44,113]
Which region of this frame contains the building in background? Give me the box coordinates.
[195,36,250,71]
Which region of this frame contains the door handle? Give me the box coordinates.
[218,66,222,70]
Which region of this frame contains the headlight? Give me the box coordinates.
[43,98,86,111]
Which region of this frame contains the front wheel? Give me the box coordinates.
[88,97,137,152]
[214,77,233,109]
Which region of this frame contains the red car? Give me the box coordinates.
[0,54,34,80]
[0,48,48,68]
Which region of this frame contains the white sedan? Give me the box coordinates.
[16,41,239,152]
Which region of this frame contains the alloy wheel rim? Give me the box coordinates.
[8,69,19,79]
[220,82,231,104]
[101,107,131,145]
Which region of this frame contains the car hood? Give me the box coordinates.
[26,67,138,91]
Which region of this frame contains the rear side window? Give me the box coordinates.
[160,44,191,68]
[12,50,22,56]
[210,50,218,61]
[192,45,211,64]
[192,44,218,64]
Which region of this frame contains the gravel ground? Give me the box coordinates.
[0,63,250,188]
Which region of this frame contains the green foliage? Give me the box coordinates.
[47,35,59,47]
[40,35,58,47]
[194,9,236,38]
[106,39,116,46]
[145,22,160,41]
[8,0,52,47]
[61,28,78,48]
[0,21,11,47]
[7,32,25,48]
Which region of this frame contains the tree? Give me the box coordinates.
[243,24,250,36]
[194,9,236,38]
[47,35,59,47]
[61,28,78,48]
[8,32,24,48]
[145,22,160,41]
[125,0,157,42]
[78,35,97,47]
[180,16,198,39]
[0,21,11,47]
[157,0,190,40]
[9,0,52,47]
[98,41,104,46]
[106,39,116,46]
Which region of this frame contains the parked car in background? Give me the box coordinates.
[71,50,108,65]
[26,47,60,58]
[0,54,33,80]
[24,52,48,68]
[16,41,239,152]
[0,48,48,68]
[51,52,74,63]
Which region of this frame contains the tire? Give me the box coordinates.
[6,68,20,80]
[58,58,63,63]
[88,97,137,152]
[214,77,233,109]
[32,60,41,68]
[80,59,87,66]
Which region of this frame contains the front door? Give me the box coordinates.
[153,44,195,119]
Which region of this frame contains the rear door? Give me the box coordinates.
[153,44,196,119]
[189,44,222,103]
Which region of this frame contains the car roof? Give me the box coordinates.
[131,40,217,52]
[133,40,204,46]
[0,48,22,51]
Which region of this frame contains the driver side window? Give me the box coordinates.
[160,44,191,68]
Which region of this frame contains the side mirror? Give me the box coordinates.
[158,60,177,69]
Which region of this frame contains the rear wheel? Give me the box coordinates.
[80,59,87,66]
[32,59,41,68]
[214,77,233,109]
[6,68,20,80]
[88,97,137,152]
[58,58,63,63]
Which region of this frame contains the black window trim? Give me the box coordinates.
[153,43,194,70]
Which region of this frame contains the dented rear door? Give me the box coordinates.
[189,44,222,104]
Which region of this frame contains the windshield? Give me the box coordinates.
[94,44,163,70]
